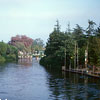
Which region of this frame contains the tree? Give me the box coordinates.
[96,24,100,37]
[72,24,86,66]
[0,42,7,56]
[40,20,100,69]
[31,38,44,53]
[72,24,86,47]
[0,41,18,63]
[88,37,100,66]
[41,20,74,68]
[86,20,96,36]
[10,35,33,53]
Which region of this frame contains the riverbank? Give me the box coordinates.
[62,66,100,78]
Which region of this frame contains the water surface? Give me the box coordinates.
[0,59,100,100]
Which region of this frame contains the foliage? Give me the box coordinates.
[44,30,66,67]
[31,38,44,53]
[10,35,33,54]
[5,54,17,61]
[11,35,33,47]
[0,42,18,63]
[40,21,74,68]
[40,20,100,68]
[86,20,96,36]
[0,42,7,56]
[88,37,100,66]
[0,56,6,63]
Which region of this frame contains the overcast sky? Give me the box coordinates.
[0,0,100,43]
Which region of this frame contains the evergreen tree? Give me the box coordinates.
[86,20,96,36]
[40,20,100,69]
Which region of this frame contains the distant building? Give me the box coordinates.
[32,50,45,58]
[18,51,32,59]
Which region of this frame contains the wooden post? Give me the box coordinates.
[64,45,66,69]
[74,41,77,70]
[69,59,71,70]
[85,50,88,69]
[77,43,79,70]
[85,42,88,70]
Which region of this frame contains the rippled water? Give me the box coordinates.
[0,59,100,100]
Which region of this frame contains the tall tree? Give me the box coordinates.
[88,37,100,66]
[31,38,44,53]
[41,20,74,68]
[96,24,100,37]
[86,20,96,36]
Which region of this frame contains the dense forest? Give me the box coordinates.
[40,20,100,69]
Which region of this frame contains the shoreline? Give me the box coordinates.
[62,67,100,78]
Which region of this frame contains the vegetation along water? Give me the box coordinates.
[40,20,100,72]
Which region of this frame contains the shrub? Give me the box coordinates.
[6,54,16,61]
[0,56,6,63]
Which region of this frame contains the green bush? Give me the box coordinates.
[6,54,16,61]
[0,56,6,63]
[40,56,63,68]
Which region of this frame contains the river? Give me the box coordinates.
[0,59,100,100]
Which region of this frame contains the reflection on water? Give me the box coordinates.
[46,68,100,100]
[0,60,100,100]
[18,59,33,67]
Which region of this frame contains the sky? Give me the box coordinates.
[0,0,100,43]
